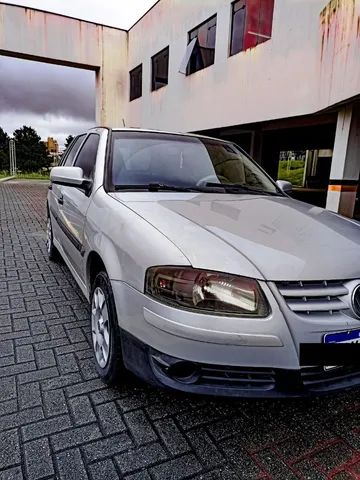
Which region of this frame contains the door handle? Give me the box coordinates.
[58,194,64,205]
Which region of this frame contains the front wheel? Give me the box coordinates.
[46,214,59,261]
[91,271,124,385]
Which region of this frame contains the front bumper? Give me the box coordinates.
[112,280,360,397]
[121,330,360,398]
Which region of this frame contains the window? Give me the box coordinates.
[181,15,217,75]
[74,133,100,179]
[230,0,246,55]
[151,47,169,91]
[62,135,86,166]
[129,64,142,101]
[230,0,275,55]
[110,131,278,195]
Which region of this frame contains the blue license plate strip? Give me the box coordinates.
[324,329,360,344]
[323,329,360,370]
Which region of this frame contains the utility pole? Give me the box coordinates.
[9,139,16,176]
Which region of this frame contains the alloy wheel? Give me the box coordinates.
[91,287,110,368]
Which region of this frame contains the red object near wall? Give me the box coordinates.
[243,0,275,50]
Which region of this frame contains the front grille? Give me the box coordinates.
[301,365,360,391]
[276,280,349,316]
[150,347,360,396]
[198,365,276,391]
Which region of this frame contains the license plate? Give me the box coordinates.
[323,329,360,371]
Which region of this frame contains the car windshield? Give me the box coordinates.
[111,131,279,194]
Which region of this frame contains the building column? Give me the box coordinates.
[95,27,128,127]
[326,104,360,217]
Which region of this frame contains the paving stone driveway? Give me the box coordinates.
[0,180,360,480]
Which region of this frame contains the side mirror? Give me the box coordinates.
[276,180,293,194]
[50,166,92,193]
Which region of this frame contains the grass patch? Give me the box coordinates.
[0,171,12,179]
[16,172,50,180]
[0,170,50,180]
[278,160,305,187]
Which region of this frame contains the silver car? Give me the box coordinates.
[47,127,360,397]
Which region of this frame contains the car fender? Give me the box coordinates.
[84,189,191,292]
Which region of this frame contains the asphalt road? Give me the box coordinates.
[0,180,359,480]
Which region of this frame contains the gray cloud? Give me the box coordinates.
[0,56,95,120]
[0,1,157,146]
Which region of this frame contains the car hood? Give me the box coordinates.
[110,192,360,281]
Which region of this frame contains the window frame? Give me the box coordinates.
[151,46,170,92]
[185,14,217,76]
[129,64,143,101]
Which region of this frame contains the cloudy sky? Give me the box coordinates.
[0,1,157,147]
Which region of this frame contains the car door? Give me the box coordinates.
[59,133,101,281]
[50,134,86,251]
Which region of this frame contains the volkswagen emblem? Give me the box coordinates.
[351,285,360,319]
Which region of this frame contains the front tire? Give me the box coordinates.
[90,271,124,385]
[46,214,58,261]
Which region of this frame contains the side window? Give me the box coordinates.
[62,135,86,166]
[151,47,169,91]
[129,65,143,101]
[182,15,217,76]
[74,134,100,179]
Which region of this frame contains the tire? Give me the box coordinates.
[90,271,124,385]
[46,213,59,261]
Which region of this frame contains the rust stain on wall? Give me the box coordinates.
[25,7,33,23]
[320,0,357,61]
[319,0,359,105]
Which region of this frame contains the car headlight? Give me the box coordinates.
[145,267,270,317]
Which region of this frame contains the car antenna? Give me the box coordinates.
[122,118,126,127]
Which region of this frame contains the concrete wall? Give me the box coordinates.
[319,0,360,109]
[127,0,360,132]
[0,3,128,126]
[1,0,359,132]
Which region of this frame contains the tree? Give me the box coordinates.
[64,135,74,149]
[0,127,10,171]
[13,126,50,172]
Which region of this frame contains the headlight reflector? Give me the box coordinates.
[145,267,270,317]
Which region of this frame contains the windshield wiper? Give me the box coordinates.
[114,183,204,192]
[204,182,281,196]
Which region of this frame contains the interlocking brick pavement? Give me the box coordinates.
[0,179,359,480]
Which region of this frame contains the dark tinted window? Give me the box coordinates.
[230,0,246,55]
[111,132,277,194]
[151,47,169,91]
[187,15,217,75]
[74,134,100,179]
[129,65,142,101]
[62,135,86,166]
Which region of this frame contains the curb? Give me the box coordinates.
[0,176,16,183]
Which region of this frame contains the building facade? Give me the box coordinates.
[0,0,359,217]
[46,137,59,156]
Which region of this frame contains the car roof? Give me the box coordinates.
[90,127,229,143]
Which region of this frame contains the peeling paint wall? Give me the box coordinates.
[319,0,360,109]
[128,0,360,132]
[0,3,128,126]
[0,1,359,132]
[127,0,330,131]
